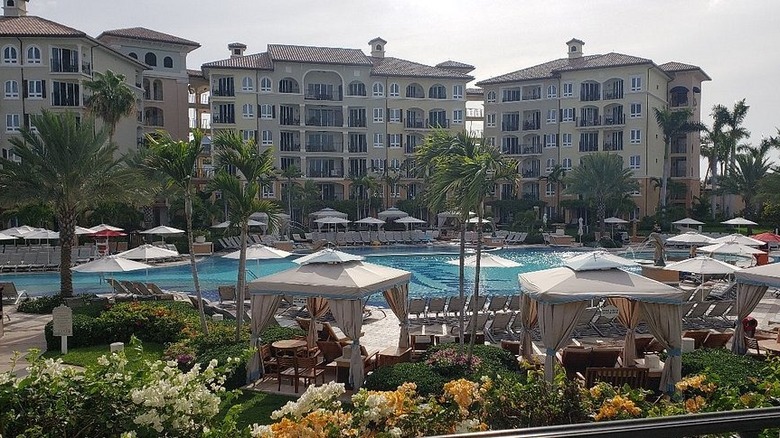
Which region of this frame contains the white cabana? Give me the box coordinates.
[563,250,638,271]
[0,232,15,241]
[355,217,385,227]
[519,252,684,392]
[436,210,475,229]
[394,216,426,229]
[247,248,412,388]
[1,225,38,237]
[665,231,715,246]
[310,208,348,220]
[466,217,491,224]
[116,244,179,261]
[712,233,764,247]
[377,207,408,220]
[732,263,780,354]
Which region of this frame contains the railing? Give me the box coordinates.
[348,118,366,128]
[670,97,689,107]
[501,122,519,132]
[523,121,540,131]
[348,144,367,153]
[502,144,542,155]
[578,117,601,128]
[671,142,687,154]
[406,119,449,129]
[304,92,340,101]
[306,144,343,153]
[280,117,300,126]
[307,169,343,178]
[405,119,425,129]
[428,118,450,129]
[280,143,301,152]
[211,88,234,97]
[50,59,79,73]
[603,90,623,100]
[406,91,425,98]
[306,117,343,127]
[580,92,601,102]
[522,92,541,100]
[671,168,687,178]
[603,142,623,151]
[405,145,417,154]
[502,93,521,102]
[579,142,599,152]
[604,114,625,125]
[522,169,540,178]
[466,108,483,118]
[432,406,780,438]
[211,115,235,124]
[81,61,91,75]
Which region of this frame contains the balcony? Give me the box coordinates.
[671,167,687,178]
[308,169,344,178]
[211,114,235,124]
[405,119,449,129]
[502,143,542,156]
[50,59,79,73]
[348,117,366,128]
[522,90,541,101]
[603,114,625,126]
[306,116,343,128]
[211,88,234,97]
[405,144,418,155]
[304,92,340,101]
[81,61,91,75]
[502,122,519,132]
[603,90,623,100]
[522,121,540,131]
[280,117,300,126]
[349,144,367,153]
[580,91,601,102]
[577,117,602,128]
[671,141,687,154]
[670,97,689,107]
[280,142,301,152]
[521,169,541,178]
[579,142,599,152]
[306,143,343,153]
[466,108,483,119]
[603,142,623,152]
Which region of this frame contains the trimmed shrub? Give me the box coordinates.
[17,295,64,314]
[260,325,305,345]
[424,343,519,374]
[45,314,105,350]
[364,362,446,396]
[681,348,766,389]
[194,343,250,390]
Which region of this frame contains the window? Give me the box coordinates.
[429,84,446,99]
[389,83,399,97]
[262,130,272,146]
[629,155,641,169]
[242,130,255,142]
[546,109,557,124]
[372,82,384,97]
[389,108,401,123]
[562,82,573,97]
[561,108,574,122]
[547,85,557,99]
[546,158,556,172]
[453,109,463,124]
[348,81,365,96]
[390,183,400,198]
[258,77,271,92]
[261,184,275,199]
[27,79,44,98]
[453,85,463,99]
[372,108,384,123]
[630,103,642,118]
[486,113,496,127]
[241,76,254,91]
[3,45,17,64]
[370,158,385,173]
[546,182,555,197]
[630,129,641,144]
[152,79,163,100]
[144,52,157,66]
[128,52,138,59]
[260,104,273,119]
[389,133,401,148]
[242,103,254,118]
[486,90,496,103]
[562,133,572,147]
[163,56,173,68]
[486,137,495,146]
[562,157,572,170]
[6,113,19,132]
[51,81,79,106]
[630,76,642,92]
[26,46,41,64]
[4,80,18,98]
[544,134,557,148]
[373,133,384,148]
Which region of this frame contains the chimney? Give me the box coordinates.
[368,37,387,58]
[567,38,584,59]
[228,42,247,58]
[3,0,28,17]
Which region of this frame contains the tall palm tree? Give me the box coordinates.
[280,164,301,219]
[0,111,149,297]
[144,129,209,333]
[545,164,566,221]
[211,131,279,340]
[713,99,750,173]
[84,70,136,142]
[653,107,706,211]
[565,153,638,234]
[721,140,773,219]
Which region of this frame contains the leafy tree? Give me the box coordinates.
[564,153,638,233]
[280,164,301,235]
[350,173,381,219]
[722,140,773,219]
[144,129,209,333]
[0,111,149,296]
[84,70,136,142]
[653,107,705,211]
[211,131,279,340]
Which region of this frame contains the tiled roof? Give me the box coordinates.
[0,16,85,37]
[477,53,653,85]
[466,87,484,95]
[202,52,273,70]
[267,44,372,66]
[660,61,711,81]
[98,27,199,47]
[371,57,473,80]
[187,69,203,78]
[436,60,475,69]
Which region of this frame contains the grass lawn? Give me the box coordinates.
[42,342,165,370]
[218,390,296,429]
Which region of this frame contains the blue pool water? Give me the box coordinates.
[1,246,587,302]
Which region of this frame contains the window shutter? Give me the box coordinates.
[22,80,27,98]
[271,105,276,118]
[41,81,46,98]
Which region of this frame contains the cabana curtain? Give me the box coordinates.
[539,301,587,380]
[248,294,283,381]
[519,294,538,360]
[383,284,410,349]
[330,299,365,389]
[609,297,640,366]
[306,297,330,348]
[639,302,682,392]
[732,284,768,354]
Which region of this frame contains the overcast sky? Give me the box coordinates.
[31,0,780,165]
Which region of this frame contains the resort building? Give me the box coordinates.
[0,0,148,159]
[201,38,473,223]
[477,39,710,222]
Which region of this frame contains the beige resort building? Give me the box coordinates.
[200,38,473,223]
[477,39,710,223]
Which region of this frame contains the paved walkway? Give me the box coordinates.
[0,306,50,374]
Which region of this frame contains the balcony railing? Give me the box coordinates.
[348,144,367,153]
[522,120,540,131]
[406,119,425,129]
[306,117,343,127]
[348,118,366,128]
[280,117,300,126]
[579,142,599,152]
[405,119,450,129]
[212,115,235,124]
[405,145,418,154]
[280,143,301,152]
[671,168,687,178]
[211,88,234,97]
[577,117,601,128]
[522,91,541,100]
[502,144,542,156]
[50,59,79,73]
[670,97,689,107]
[604,114,625,125]
[308,169,343,178]
[671,142,687,154]
[603,90,623,100]
[501,122,519,132]
[522,169,540,178]
[305,144,343,153]
[304,92,340,101]
[466,108,483,118]
[603,142,623,151]
[580,92,601,102]
[81,61,91,75]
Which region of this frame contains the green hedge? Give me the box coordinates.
[364,362,447,396]
[681,348,766,389]
[194,343,250,390]
[17,295,64,314]
[424,343,520,374]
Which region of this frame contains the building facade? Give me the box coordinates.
[477,39,709,222]
[201,38,472,221]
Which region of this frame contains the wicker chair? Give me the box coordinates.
[581,366,648,388]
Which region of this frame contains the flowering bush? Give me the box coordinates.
[426,349,483,377]
[586,382,650,421]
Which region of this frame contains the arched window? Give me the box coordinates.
[347,81,365,96]
[144,52,157,67]
[429,84,446,99]
[260,77,271,92]
[372,82,384,97]
[26,46,41,64]
[142,78,151,100]
[3,46,17,64]
[4,80,18,98]
[241,76,254,92]
[486,90,496,103]
[163,56,173,68]
[152,79,163,100]
[389,83,399,97]
[144,107,164,127]
[128,52,138,59]
[546,85,557,99]
[242,103,254,118]
[279,77,299,94]
[375,44,382,51]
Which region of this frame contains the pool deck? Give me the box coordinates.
[0,306,48,375]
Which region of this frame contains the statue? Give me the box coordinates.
[647,232,665,267]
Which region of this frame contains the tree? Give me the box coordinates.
[211,131,279,340]
[543,164,566,221]
[84,70,136,142]
[721,140,773,219]
[280,165,301,236]
[350,173,380,219]
[564,153,638,233]
[653,107,705,211]
[144,129,209,333]
[713,99,750,174]
[0,111,149,297]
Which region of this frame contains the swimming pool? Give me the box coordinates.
[1,246,587,302]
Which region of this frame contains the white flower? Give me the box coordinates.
[250,424,272,437]
[388,427,402,438]
[97,356,110,367]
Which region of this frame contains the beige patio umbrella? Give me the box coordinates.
[712,233,764,247]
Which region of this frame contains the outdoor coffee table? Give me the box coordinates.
[272,339,307,356]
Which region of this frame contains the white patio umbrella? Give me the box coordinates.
[116,244,179,261]
[672,217,705,227]
[712,233,764,247]
[22,229,59,240]
[72,255,152,283]
[564,250,638,271]
[140,225,185,236]
[222,244,292,260]
[664,255,739,274]
[89,223,124,233]
[74,226,95,235]
[447,253,521,268]
[293,248,364,265]
[355,217,385,227]
[211,219,266,229]
[603,217,628,238]
[466,217,492,224]
[721,217,758,226]
[697,242,766,256]
[378,207,408,220]
[0,232,16,241]
[665,231,714,245]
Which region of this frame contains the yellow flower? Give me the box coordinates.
[443,379,480,414]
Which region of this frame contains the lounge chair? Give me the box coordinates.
[581,367,648,389]
[408,298,427,323]
[447,296,466,320]
[321,322,349,343]
[487,295,509,313]
[633,335,655,358]
[0,282,24,305]
[467,296,488,313]
[507,295,521,311]
[451,312,490,340]
[684,302,711,326]
[486,311,514,342]
[702,331,733,348]
[572,307,599,337]
[705,300,733,324]
[683,330,711,349]
[588,347,622,368]
[218,285,237,306]
[426,297,447,321]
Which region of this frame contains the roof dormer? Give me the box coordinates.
[228,42,246,58]
[567,38,584,59]
[369,37,387,58]
[3,0,28,17]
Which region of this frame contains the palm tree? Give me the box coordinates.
[653,107,706,211]
[721,140,773,219]
[0,111,149,297]
[545,164,566,221]
[84,70,136,142]
[280,164,301,219]
[144,129,209,333]
[713,99,750,173]
[211,131,279,340]
[565,153,638,234]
